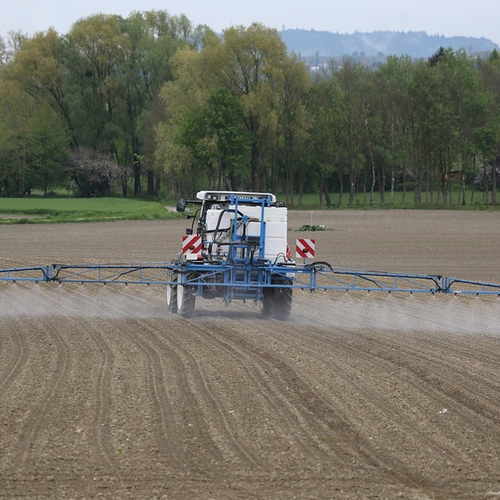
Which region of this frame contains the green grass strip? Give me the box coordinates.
[0,197,179,224]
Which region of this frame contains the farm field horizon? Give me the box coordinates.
[1,191,499,225]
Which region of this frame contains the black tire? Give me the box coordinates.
[166,271,177,314]
[271,278,293,321]
[177,272,197,318]
[261,287,274,318]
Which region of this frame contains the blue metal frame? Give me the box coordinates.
[223,193,270,266]
[0,265,53,282]
[2,262,499,296]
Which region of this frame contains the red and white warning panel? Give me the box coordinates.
[295,238,316,259]
[182,235,202,259]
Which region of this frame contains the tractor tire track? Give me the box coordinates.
[351,330,500,419]
[122,319,225,467]
[201,316,439,491]
[13,318,72,469]
[262,321,474,474]
[107,307,257,468]
[179,317,343,466]
[115,318,186,468]
[146,295,496,494]
[182,301,455,492]
[46,284,187,471]
[0,316,29,395]
[98,285,260,467]
[294,291,500,429]
[149,319,261,467]
[84,320,117,470]
[86,285,234,468]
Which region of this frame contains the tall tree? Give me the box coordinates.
[24,105,70,195]
[0,80,69,196]
[334,59,367,206]
[277,54,311,205]
[160,23,305,192]
[2,29,76,146]
[476,52,500,205]
[376,55,418,205]
[306,75,345,206]
[116,11,204,195]
[203,88,250,189]
[66,15,128,150]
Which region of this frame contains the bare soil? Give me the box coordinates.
[1,210,499,499]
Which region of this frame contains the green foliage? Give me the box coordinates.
[1,14,500,208]
[172,88,250,190]
[297,224,325,231]
[25,106,71,195]
[0,82,70,196]
[0,10,204,199]
[160,23,307,194]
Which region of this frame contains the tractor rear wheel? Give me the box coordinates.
[261,277,292,321]
[271,278,293,321]
[166,271,177,313]
[177,272,196,318]
[261,287,274,318]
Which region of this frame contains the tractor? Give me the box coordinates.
[167,191,295,320]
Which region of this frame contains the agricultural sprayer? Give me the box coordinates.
[1,190,500,320]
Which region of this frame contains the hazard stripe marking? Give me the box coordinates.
[296,238,316,259]
[182,235,202,255]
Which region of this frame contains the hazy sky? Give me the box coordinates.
[1,0,499,46]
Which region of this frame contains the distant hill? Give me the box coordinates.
[279,29,499,60]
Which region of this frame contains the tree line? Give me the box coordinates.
[1,12,499,206]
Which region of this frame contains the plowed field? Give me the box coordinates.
[1,210,499,499]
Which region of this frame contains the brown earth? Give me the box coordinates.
[1,210,499,499]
